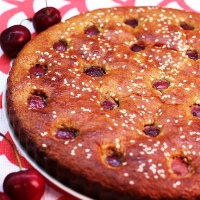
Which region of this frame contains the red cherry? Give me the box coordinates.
[0,133,45,200]
[33,7,61,33]
[3,169,45,200]
[0,192,11,200]
[0,25,31,58]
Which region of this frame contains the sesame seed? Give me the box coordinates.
[129,181,134,185]
[124,173,129,177]
[173,181,181,188]
[42,144,47,148]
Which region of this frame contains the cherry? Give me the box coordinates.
[180,22,194,30]
[143,125,160,137]
[191,104,200,117]
[186,50,199,60]
[84,66,105,77]
[0,25,31,58]
[171,157,190,177]
[152,79,170,90]
[105,149,123,167]
[55,128,78,140]
[101,99,118,110]
[0,133,45,200]
[29,64,48,76]
[53,40,68,52]
[84,26,100,36]
[27,94,47,109]
[130,44,145,52]
[106,153,122,167]
[33,7,61,33]
[3,169,45,200]
[124,19,138,28]
[0,192,11,200]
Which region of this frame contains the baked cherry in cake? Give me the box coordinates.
[186,50,199,60]
[53,40,68,52]
[124,19,138,28]
[153,80,170,90]
[84,26,100,36]
[27,94,47,109]
[29,64,48,76]
[171,157,190,177]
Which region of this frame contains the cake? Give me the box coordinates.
[6,6,200,199]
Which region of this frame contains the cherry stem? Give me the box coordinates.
[45,0,49,15]
[0,133,22,170]
[20,18,32,25]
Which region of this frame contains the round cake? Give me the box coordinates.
[6,6,200,199]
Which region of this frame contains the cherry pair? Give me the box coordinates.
[0,6,61,58]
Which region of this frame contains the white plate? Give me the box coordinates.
[2,83,92,200]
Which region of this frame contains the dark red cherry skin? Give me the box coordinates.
[153,80,170,90]
[84,26,100,36]
[106,153,122,167]
[124,19,138,28]
[191,105,200,117]
[53,40,68,52]
[180,22,194,30]
[101,99,118,110]
[29,64,47,76]
[84,66,105,77]
[0,25,31,58]
[28,95,47,109]
[143,126,160,137]
[186,50,198,60]
[33,7,61,33]
[130,44,145,52]
[3,169,45,200]
[0,192,11,200]
[56,128,77,140]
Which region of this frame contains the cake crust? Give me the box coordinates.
[6,6,200,199]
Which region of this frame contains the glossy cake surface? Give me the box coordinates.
[6,6,200,199]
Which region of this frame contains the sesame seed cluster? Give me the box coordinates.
[6,6,200,200]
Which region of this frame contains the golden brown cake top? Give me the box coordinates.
[6,6,200,199]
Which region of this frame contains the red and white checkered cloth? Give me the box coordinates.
[1,0,200,199]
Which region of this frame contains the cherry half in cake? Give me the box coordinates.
[28,93,47,109]
[130,44,145,52]
[101,99,119,110]
[186,50,199,60]
[55,128,78,140]
[124,19,138,28]
[143,125,160,137]
[153,79,170,90]
[84,26,100,36]
[171,157,191,177]
[180,22,194,30]
[53,40,68,52]
[84,66,105,77]
[105,148,123,167]
[29,64,48,76]
[191,104,200,117]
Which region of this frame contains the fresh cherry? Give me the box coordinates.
[33,7,61,33]
[0,192,11,200]
[0,133,45,200]
[0,25,31,58]
[3,169,45,200]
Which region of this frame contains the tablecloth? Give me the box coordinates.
[1,0,200,199]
